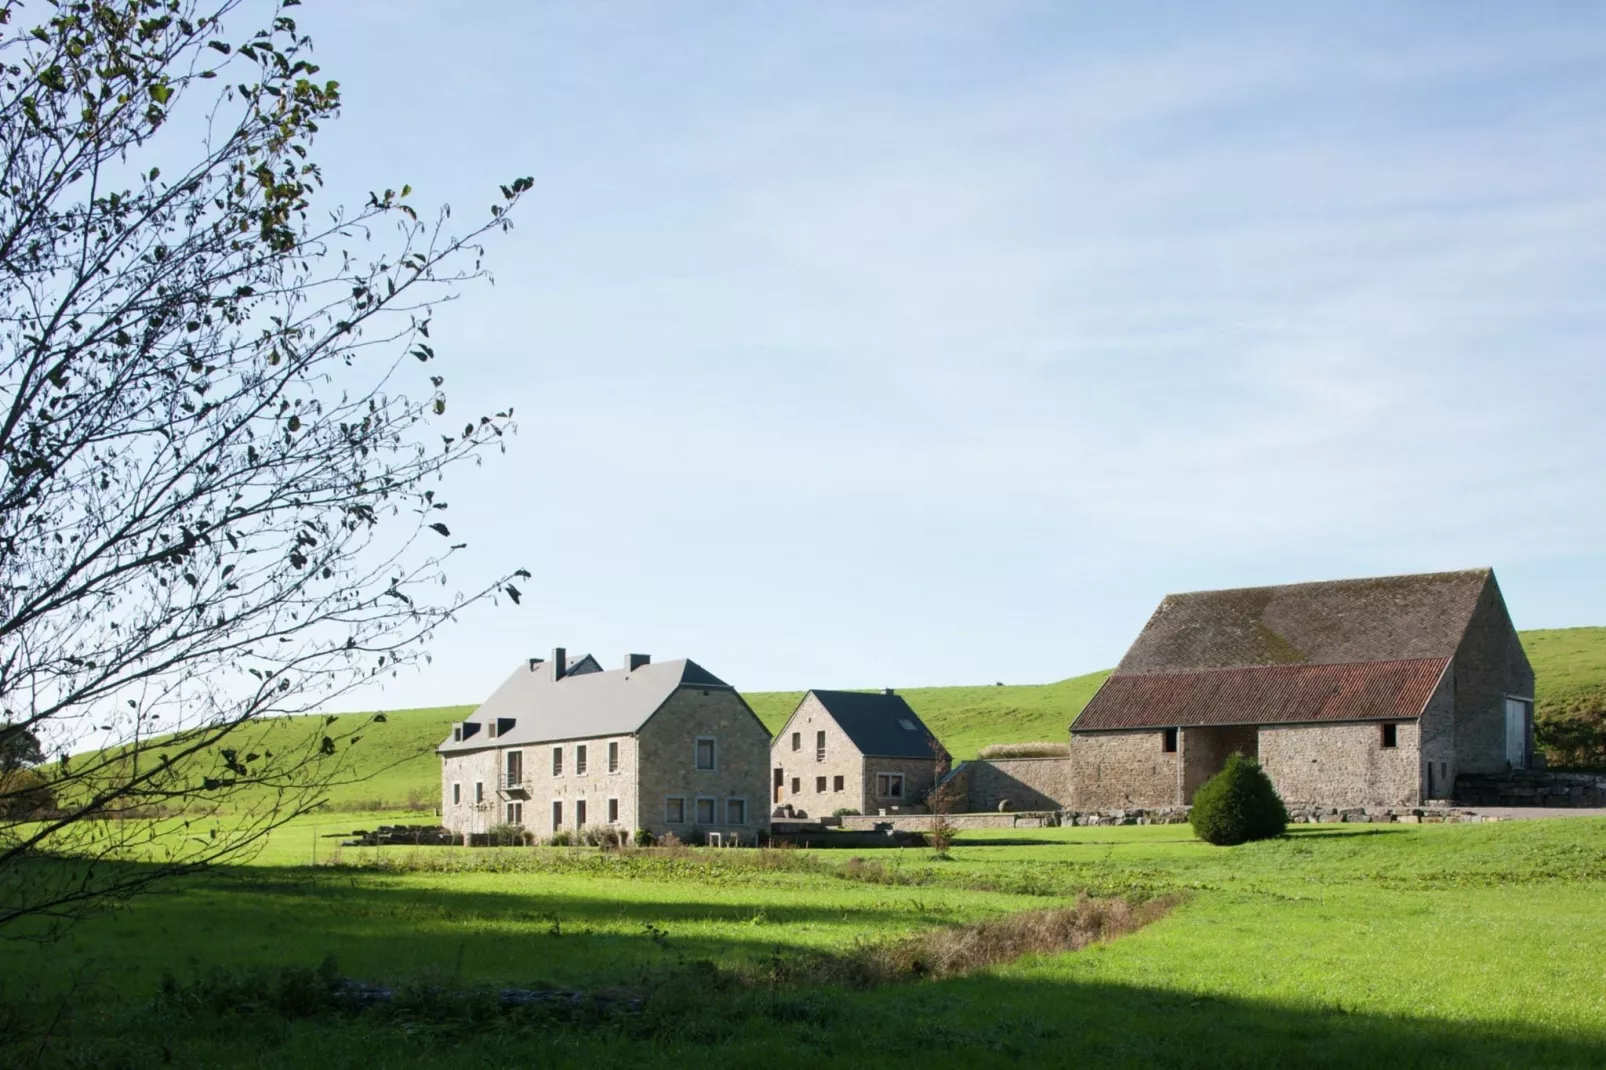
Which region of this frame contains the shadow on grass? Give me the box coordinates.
[4,907,1601,1070]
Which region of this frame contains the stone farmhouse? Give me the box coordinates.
[769,690,948,817]
[1070,569,1534,810]
[438,649,771,844]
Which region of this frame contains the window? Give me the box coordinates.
[791,731,801,751]
[816,730,826,762]
[551,800,563,828]
[451,783,462,805]
[576,799,587,827]
[505,750,523,786]
[875,773,904,798]
[695,797,716,825]
[695,737,717,771]
[576,744,588,775]
[474,781,484,804]
[833,775,844,792]
[898,719,916,731]
[607,798,619,824]
[552,747,563,776]
[453,726,462,742]
[1381,723,1398,749]
[790,777,800,794]
[1163,727,1178,753]
[726,798,747,826]
[608,741,619,773]
[506,801,523,824]
[665,797,686,824]
[816,776,827,792]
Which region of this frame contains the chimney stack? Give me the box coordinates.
[625,653,651,672]
[883,687,895,695]
[551,646,567,682]
[528,657,543,673]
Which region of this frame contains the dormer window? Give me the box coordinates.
[453,726,462,742]
[898,719,916,731]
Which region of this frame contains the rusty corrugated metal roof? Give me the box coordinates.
[1071,657,1450,732]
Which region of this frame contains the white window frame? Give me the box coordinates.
[694,736,717,772]
[474,781,484,804]
[506,801,522,825]
[607,797,619,824]
[608,741,619,773]
[451,782,462,806]
[791,731,800,752]
[833,775,844,793]
[576,744,588,776]
[505,749,524,785]
[876,773,905,799]
[816,776,827,793]
[665,796,686,824]
[694,795,716,826]
[575,798,587,827]
[725,797,748,826]
[552,746,563,776]
[551,800,563,828]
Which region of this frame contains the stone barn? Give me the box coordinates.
[769,690,948,818]
[439,649,771,844]
[1070,569,1533,810]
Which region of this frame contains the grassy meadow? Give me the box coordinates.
[5,627,1605,1065]
[3,814,1606,1067]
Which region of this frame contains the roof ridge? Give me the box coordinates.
[1159,567,1492,601]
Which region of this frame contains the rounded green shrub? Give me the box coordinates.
[1189,752,1288,845]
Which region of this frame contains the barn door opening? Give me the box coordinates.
[1504,698,1530,769]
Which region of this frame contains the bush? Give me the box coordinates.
[0,768,55,818]
[1189,753,1287,845]
[547,830,573,847]
[831,808,860,818]
[633,828,654,847]
[977,741,1071,759]
[486,822,532,846]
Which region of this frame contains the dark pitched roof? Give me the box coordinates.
[1072,658,1449,731]
[807,690,945,760]
[1116,569,1491,674]
[438,657,733,752]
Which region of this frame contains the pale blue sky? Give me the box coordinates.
[287,2,1606,707]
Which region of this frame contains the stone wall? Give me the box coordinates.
[1417,668,1456,800]
[1453,576,1536,774]
[1259,721,1421,807]
[863,755,942,814]
[528,732,639,836]
[1070,729,1180,808]
[961,758,1074,812]
[1455,770,1606,807]
[637,687,771,844]
[440,748,500,836]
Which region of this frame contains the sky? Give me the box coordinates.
[265,1,1606,707]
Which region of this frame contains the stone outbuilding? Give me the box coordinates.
[438,649,771,844]
[769,689,948,817]
[1069,569,1533,810]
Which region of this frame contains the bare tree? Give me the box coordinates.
[0,0,531,933]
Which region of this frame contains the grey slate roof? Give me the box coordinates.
[1115,569,1492,674]
[807,690,946,760]
[438,657,733,753]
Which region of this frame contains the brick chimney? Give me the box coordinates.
[883,687,895,695]
[551,646,567,682]
[625,653,651,672]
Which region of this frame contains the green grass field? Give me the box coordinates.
[4,813,1605,1067]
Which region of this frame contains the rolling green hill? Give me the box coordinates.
[81,627,1606,811]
